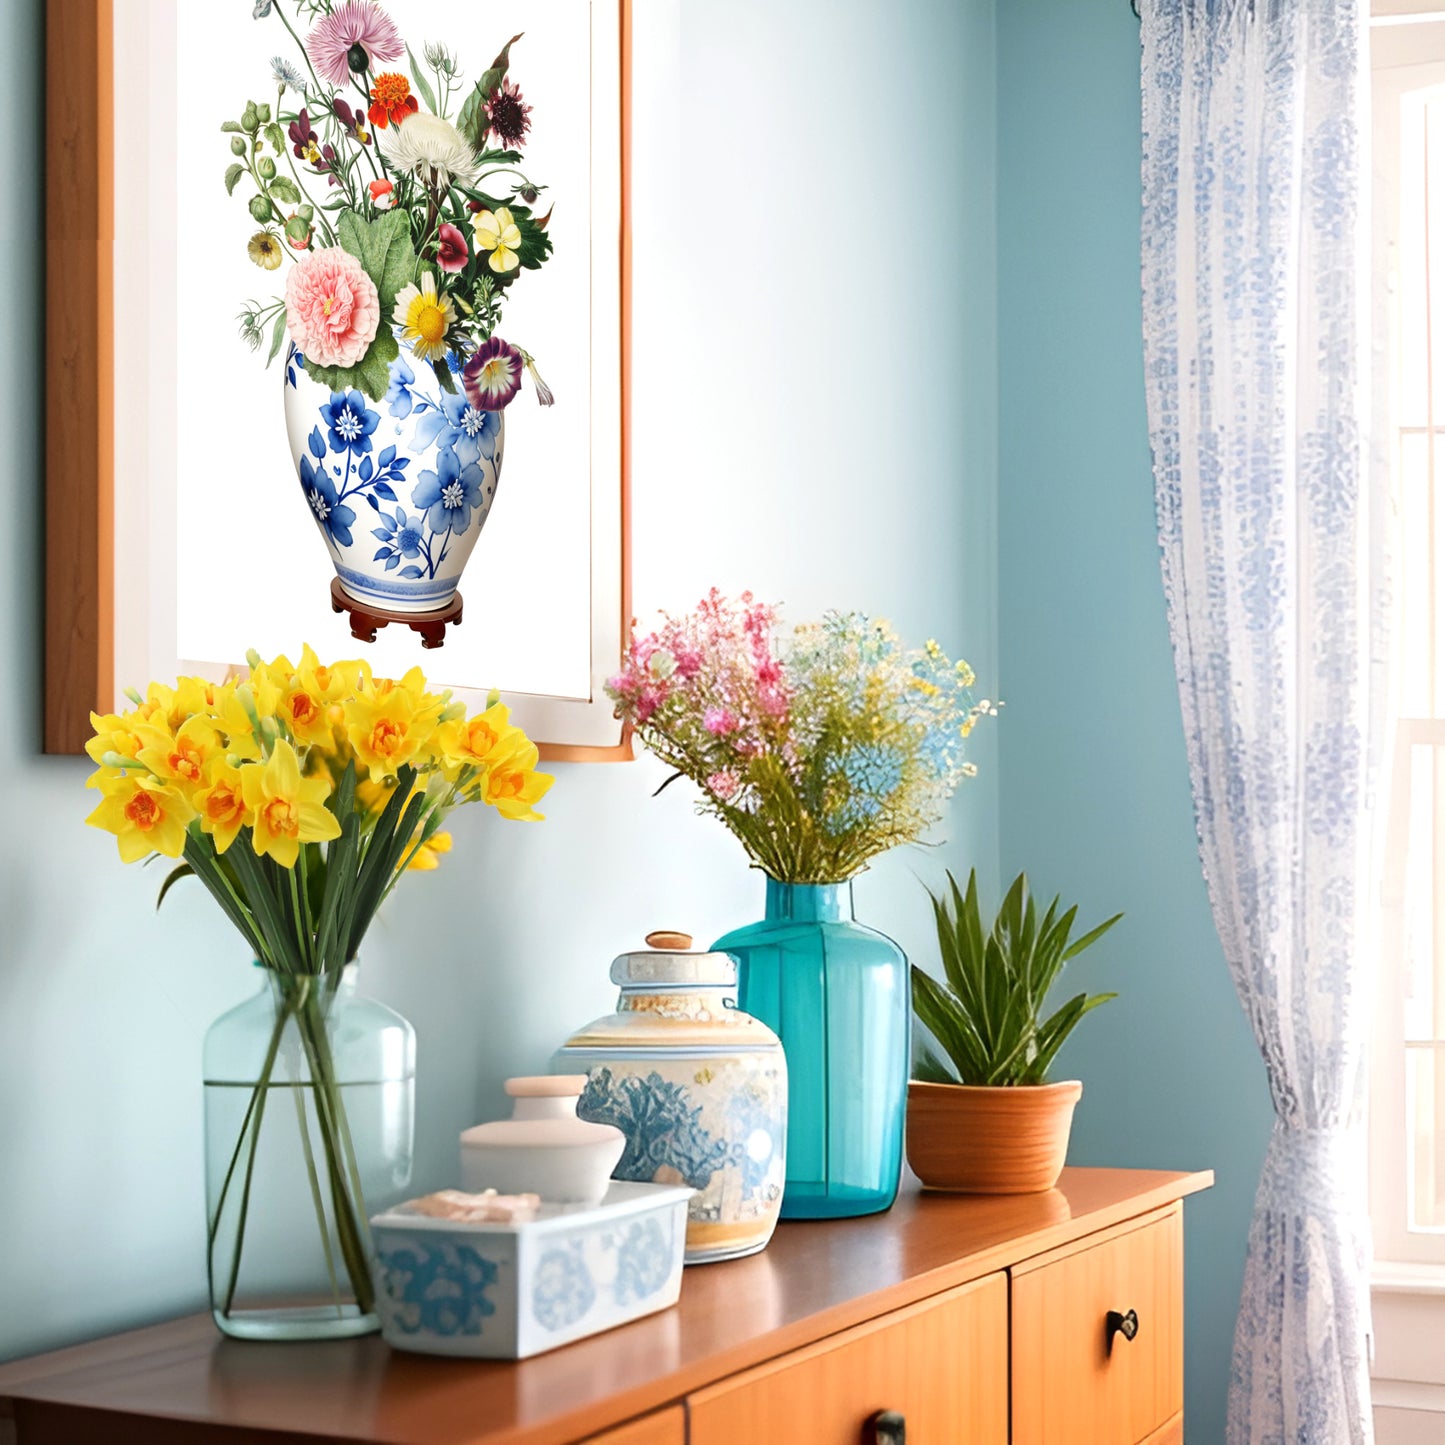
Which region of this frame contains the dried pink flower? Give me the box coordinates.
[284,246,380,368]
[707,771,740,801]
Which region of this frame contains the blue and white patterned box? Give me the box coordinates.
[369,1181,692,1359]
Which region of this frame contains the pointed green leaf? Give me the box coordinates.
[406,43,438,114]
[224,163,245,196]
[265,307,288,366]
[1061,911,1124,961]
[155,862,194,910]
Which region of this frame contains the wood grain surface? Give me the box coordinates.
[1011,1203,1185,1444]
[687,1273,1008,1445]
[44,0,113,754]
[0,1168,1211,1445]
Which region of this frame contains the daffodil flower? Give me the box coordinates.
[86,774,194,862]
[470,207,522,274]
[193,759,251,856]
[239,739,341,868]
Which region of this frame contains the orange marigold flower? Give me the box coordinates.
[368,73,419,130]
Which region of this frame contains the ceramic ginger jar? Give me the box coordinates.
[554,932,788,1264]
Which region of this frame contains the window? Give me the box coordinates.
[1371,12,1445,1276]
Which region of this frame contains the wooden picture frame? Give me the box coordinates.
[45,0,632,762]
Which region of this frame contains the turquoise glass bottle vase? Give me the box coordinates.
[713,879,909,1219]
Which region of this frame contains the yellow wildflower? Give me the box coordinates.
[86,773,194,862]
[240,739,340,868]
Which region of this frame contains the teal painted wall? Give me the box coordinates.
[995,2,1274,1439]
[1,0,998,1361]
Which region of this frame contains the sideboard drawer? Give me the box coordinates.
[1011,1204,1184,1445]
[578,1406,685,1445]
[688,1272,1008,1444]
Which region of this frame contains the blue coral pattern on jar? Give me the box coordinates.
[283,344,503,613]
[574,1057,786,1263]
[375,1238,499,1338]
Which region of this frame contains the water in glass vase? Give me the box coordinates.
[203,965,415,1340]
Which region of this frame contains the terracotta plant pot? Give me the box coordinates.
[905,1079,1082,1194]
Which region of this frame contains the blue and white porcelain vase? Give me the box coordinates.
[282,345,504,613]
[554,933,788,1264]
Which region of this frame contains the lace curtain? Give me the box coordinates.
[1140,1,1377,1439]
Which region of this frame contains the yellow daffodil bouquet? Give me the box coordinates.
[83,645,551,1329]
[85,645,551,971]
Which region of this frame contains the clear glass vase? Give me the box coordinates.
[714,879,909,1219]
[202,964,415,1340]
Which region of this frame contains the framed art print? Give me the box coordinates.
[45,0,631,759]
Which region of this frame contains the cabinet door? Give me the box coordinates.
[578,1406,685,1445]
[1011,1205,1184,1445]
[688,1273,1008,1444]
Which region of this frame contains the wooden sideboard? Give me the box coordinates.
[0,1167,1212,1445]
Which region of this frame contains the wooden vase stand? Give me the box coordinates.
[330,578,462,650]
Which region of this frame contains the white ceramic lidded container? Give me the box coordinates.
[461,1076,625,1206]
[554,931,788,1264]
[370,1180,691,1359]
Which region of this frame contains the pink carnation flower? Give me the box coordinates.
[306,2,404,89]
[284,246,380,369]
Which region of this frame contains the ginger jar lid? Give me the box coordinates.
[558,931,781,1054]
[609,931,737,989]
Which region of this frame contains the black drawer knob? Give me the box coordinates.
[869,1409,906,1444]
[1106,1307,1140,1349]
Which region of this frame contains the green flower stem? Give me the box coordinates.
[293,994,374,1313]
[269,1,327,99]
[290,1064,346,1319]
[211,992,292,1317]
[279,148,339,247]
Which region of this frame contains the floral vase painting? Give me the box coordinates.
[227,1,556,619]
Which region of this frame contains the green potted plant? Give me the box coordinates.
[907,869,1120,1194]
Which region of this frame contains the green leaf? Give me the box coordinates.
[155,862,194,910]
[269,175,302,206]
[265,121,286,156]
[433,359,457,394]
[914,870,1122,1086]
[221,120,245,134]
[224,163,245,196]
[456,32,524,149]
[265,308,289,366]
[913,1043,958,1085]
[1061,911,1124,961]
[406,43,438,115]
[303,328,399,403]
[510,213,553,271]
[337,208,417,316]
